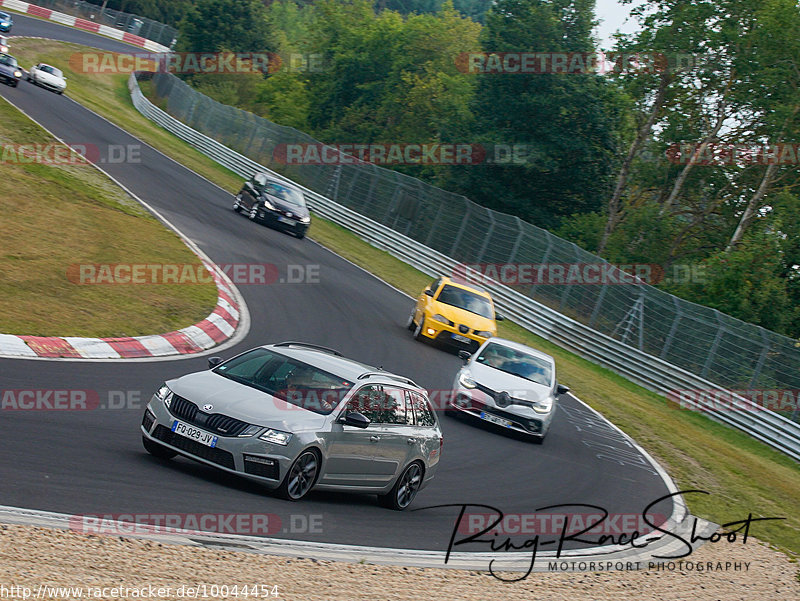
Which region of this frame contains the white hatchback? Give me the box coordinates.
[450,338,569,442]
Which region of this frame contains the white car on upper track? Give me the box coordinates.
[27,63,66,94]
[0,36,9,54]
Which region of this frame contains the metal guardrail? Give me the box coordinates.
[128,73,800,462]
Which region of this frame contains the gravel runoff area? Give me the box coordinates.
[1,524,798,601]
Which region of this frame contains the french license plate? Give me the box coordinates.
[452,333,471,343]
[277,216,294,224]
[480,412,512,428]
[171,420,218,448]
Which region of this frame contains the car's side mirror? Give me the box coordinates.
[556,384,570,396]
[424,289,434,297]
[341,411,370,429]
[458,350,472,363]
[208,356,223,369]
[495,314,505,321]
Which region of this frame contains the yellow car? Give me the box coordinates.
[407,276,503,351]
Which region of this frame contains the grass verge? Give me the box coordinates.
[0,88,216,337]
[7,38,800,558]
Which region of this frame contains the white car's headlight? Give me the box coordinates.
[155,384,173,407]
[458,370,477,389]
[259,428,292,445]
[532,397,554,414]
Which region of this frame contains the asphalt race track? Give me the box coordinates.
[0,13,675,554]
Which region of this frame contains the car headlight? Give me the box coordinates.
[473,330,493,338]
[155,384,173,407]
[531,397,554,414]
[13,70,21,78]
[261,198,276,210]
[458,370,477,389]
[238,425,262,438]
[300,215,310,223]
[432,314,453,326]
[259,428,292,445]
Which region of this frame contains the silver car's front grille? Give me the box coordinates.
[474,383,536,410]
[152,425,236,469]
[168,395,251,437]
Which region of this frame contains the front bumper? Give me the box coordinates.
[449,384,553,439]
[141,395,300,489]
[0,72,18,85]
[254,207,310,235]
[419,317,487,351]
[35,78,65,92]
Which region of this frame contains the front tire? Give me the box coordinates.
[379,462,424,510]
[276,449,320,501]
[142,435,177,460]
[406,309,416,331]
[413,316,426,341]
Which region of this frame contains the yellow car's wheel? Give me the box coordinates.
[413,316,426,341]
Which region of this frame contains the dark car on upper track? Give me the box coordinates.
[233,173,311,239]
[0,53,22,87]
[0,12,12,33]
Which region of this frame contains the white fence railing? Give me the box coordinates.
[128,73,800,462]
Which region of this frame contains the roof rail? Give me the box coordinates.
[273,341,342,356]
[357,371,419,387]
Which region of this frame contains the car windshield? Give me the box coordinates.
[476,343,553,385]
[40,65,62,77]
[213,348,354,415]
[0,13,9,19]
[0,54,17,67]
[435,284,494,318]
[264,182,305,207]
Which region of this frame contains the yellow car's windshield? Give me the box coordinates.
[435,284,493,318]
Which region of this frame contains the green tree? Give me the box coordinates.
[444,0,623,226]
[177,0,274,53]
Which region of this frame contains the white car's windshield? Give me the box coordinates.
[476,343,553,385]
[40,65,63,77]
[213,348,354,414]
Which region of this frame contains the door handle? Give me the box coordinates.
[407,438,417,445]
[370,435,381,442]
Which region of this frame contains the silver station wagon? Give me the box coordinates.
[141,342,443,510]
